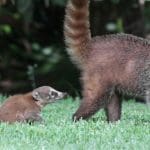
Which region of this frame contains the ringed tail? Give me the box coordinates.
[64,0,91,68]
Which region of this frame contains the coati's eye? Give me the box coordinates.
[51,91,58,98]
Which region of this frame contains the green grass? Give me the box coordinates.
[0,95,149,150]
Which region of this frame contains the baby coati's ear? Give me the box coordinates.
[32,86,67,106]
[32,91,39,101]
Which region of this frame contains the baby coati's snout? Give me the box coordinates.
[32,86,67,105]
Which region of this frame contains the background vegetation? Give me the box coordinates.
[0,0,150,95]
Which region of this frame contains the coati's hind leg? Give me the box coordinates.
[105,94,122,122]
[73,77,112,121]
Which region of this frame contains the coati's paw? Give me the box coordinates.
[72,113,83,122]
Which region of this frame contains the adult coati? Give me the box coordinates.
[64,0,150,122]
[0,86,67,123]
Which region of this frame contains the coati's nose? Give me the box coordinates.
[62,92,68,98]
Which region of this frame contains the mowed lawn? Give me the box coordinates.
[0,95,149,150]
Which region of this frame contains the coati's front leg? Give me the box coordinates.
[73,98,100,121]
[16,110,42,123]
[73,77,111,121]
[105,94,122,122]
[25,111,43,123]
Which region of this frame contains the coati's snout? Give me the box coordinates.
[32,86,67,105]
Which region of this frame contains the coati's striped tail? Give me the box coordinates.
[64,0,91,68]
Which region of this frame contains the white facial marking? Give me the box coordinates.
[35,92,39,96]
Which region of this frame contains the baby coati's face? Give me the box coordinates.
[32,86,67,106]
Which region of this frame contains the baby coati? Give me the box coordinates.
[0,86,67,123]
[64,0,150,122]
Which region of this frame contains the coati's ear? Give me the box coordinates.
[32,91,39,101]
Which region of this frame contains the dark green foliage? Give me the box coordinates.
[0,0,150,95]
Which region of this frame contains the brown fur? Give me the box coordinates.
[0,92,42,123]
[0,86,67,123]
[64,0,91,68]
[64,0,150,122]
